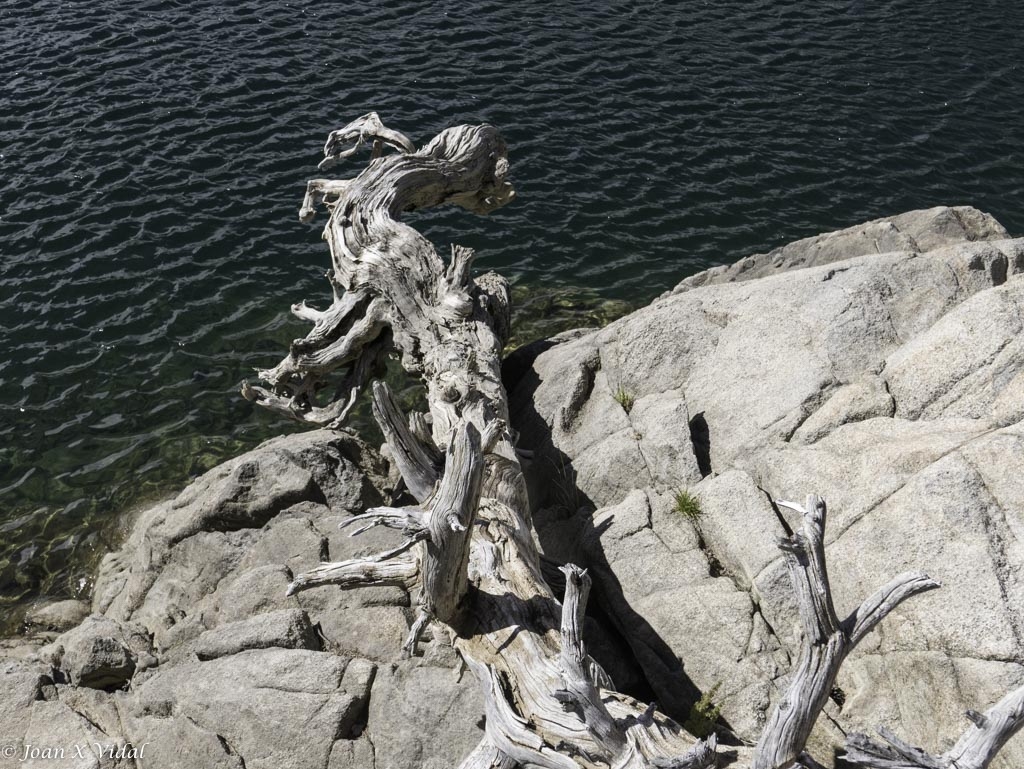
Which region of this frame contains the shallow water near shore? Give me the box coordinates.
[1,0,1022,624]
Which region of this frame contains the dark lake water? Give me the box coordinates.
[1,0,1022,622]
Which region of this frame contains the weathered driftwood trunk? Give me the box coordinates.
[245,115,1005,769]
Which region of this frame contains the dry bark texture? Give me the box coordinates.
[241,116,1005,769]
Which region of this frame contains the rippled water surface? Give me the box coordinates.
[1,0,1022,618]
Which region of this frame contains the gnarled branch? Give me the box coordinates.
[243,114,512,431]
[418,421,485,625]
[752,496,940,769]
[339,506,428,538]
[555,564,626,755]
[318,111,416,171]
[285,547,419,596]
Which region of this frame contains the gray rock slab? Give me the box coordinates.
[0,660,48,763]
[94,430,385,624]
[51,616,154,691]
[24,601,91,634]
[365,660,486,769]
[194,609,320,660]
[673,206,1008,292]
[128,648,356,769]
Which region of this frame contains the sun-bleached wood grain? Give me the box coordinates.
[249,115,988,769]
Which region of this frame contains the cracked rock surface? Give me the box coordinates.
[508,206,1024,765]
[0,430,484,769]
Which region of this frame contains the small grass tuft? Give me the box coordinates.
[684,682,723,738]
[613,386,635,414]
[674,489,702,521]
[549,456,581,513]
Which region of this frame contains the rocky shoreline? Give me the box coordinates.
[3,206,1023,768]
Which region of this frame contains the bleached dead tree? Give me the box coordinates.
[243,115,1008,768]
